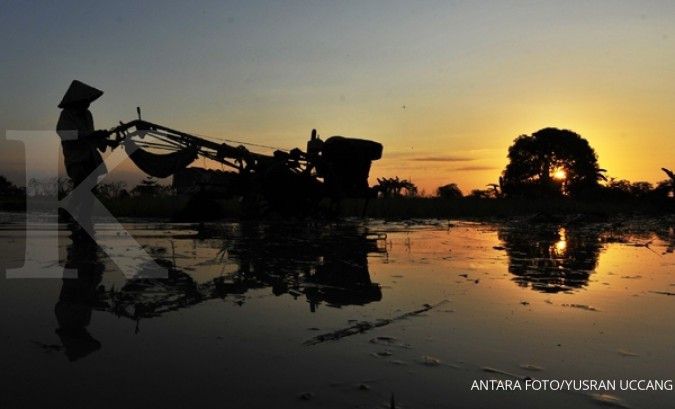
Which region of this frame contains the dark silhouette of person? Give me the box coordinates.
[55,231,105,361]
[56,80,110,230]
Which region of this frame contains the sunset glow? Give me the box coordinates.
[1,3,674,408]
[0,2,673,194]
[552,168,567,181]
[551,227,568,258]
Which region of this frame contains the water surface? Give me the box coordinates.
[1,218,673,408]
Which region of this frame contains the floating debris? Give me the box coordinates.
[371,351,394,357]
[288,289,302,297]
[589,393,631,408]
[650,291,675,296]
[420,355,442,366]
[370,336,412,349]
[616,349,639,357]
[33,341,63,353]
[303,300,448,346]
[358,383,371,391]
[481,366,528,380]
[562,303,600,312]
[328,379,381,388]
[519,363,544,371]
[297,392,314,401]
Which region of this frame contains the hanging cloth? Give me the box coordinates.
[125,139,199,178]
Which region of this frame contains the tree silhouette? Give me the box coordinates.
[663,168,675,182]
[97,181,127,199]
[0,175,22,197]
[436,183,463,199]
[375,177,418,198]
[663,168,675,197]
[501,128,605,197]
[467,189,492,198]
[130,176,167,197]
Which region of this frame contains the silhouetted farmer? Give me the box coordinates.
[56,80,110,230]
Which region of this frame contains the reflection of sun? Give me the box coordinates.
[552,167,567,180]
[552,228,568,257]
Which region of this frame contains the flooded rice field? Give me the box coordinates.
[0,217,673,408]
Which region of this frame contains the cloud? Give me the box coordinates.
[409,156,474,162]
[452,165,498,171]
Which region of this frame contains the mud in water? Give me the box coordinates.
[0,217,673,408]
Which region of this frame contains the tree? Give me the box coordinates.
[663,168,675,198]
[628,181,653,198]
[654,180,674,199]
[467,189,493,199]
[501,128,605,198]
[97,181,127,199]
[436,183,463,199]
[131,176,162,197]
[0,175,22,197]
[375,177,418,198]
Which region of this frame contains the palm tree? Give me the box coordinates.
[375,177,418,198]
[486,177,504,198]
[662,168,675,198]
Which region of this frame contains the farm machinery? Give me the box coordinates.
[106,109,383,216]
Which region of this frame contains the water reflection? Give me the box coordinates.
[55,231,104,361]
[55,222,385,355]
[656,223,674,254]
[222,223,384,311]
[498,225,601,293]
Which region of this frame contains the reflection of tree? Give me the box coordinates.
[498,225,601,293]
[654,222,674,254]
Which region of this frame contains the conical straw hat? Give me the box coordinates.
[58,80,103,108]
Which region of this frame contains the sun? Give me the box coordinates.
[552,167,567,180]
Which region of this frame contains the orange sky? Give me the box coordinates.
[1,2,674,194]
